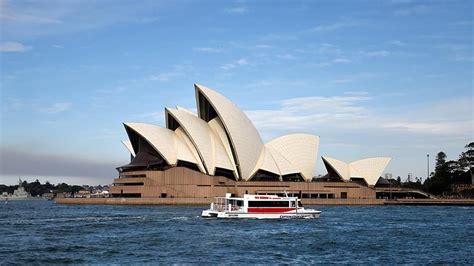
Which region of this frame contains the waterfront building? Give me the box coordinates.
[109,84,416,200]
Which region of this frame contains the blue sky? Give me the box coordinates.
[0,0,472,185]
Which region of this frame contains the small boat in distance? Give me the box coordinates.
[201,193,321,219]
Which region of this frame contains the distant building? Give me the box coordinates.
[1,179,30,200]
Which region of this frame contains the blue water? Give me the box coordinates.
[1,201,473,264]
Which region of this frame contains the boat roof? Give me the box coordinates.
[219,194,299,201]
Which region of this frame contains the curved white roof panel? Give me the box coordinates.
[123,122,178,165]
[166,108,215,174]
[121,140,135,157]
[321,156,391,186]
[175,127,206,173]
[321,156,349,180]
[208,117,239,179]
[166,108,234,175]
[350,157,392,186]
[257,146,281,176]
[267,134,320,181]
[195,84,264,181]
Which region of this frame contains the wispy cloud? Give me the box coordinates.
[96,86,128,94]
[0,1,163,39]
[226,6,249,14]
[386,40,406,46]
[332,58,351,63]
[315,57,352,68]
[260,33,298,41]
[39,102,72,114]
[0,41,31,52]
[193,47,222,53]
[220,58,249,70]
[148,64,194,82]
[393,5,432,16]
[449,20,473,26]
[276,53,297,60]
[307,21,361,33]
[360,50,391,57]
[246,94,473,142]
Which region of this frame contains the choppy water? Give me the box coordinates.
[1,201,473,264]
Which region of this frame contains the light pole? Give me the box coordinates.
[427,154,430,180]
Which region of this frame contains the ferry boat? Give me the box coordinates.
[201,193,321,219]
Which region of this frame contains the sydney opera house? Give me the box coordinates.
[109,84,392,200]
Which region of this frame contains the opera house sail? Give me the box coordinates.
[110,84,391,200]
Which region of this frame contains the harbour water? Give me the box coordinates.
[1,201,473,264]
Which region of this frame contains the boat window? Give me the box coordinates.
[290,201,296,207]
[248,201,290,207]
[298,201,303,207]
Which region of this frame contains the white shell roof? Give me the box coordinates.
[321,156,350,180]
[266,146,300,176]
[175,127,206,172]
[321,156,391,186]
[208,118,239,179]
[350,157,392,186]
[121,140,135,157]
[166,108,234,175]
[257,146,281,176]
[124,122,178,165]
[267,134,320,181]
[195,84,264,180]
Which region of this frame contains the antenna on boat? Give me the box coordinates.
[284,190,288,197]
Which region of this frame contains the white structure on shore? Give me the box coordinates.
[119,84,320,182]
[321,157,392,186]
[2,179,30,200]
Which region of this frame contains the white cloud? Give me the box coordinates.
[148,64,194,82]
[0,41,31,52]
[193,47,222,53]
[245,94,472,142]
[332,58,351,63]
[314,58,352,68]
[226,7,249,14]
[254,44,274,49]
[260,33,298,41]
[220,58,249,70]
[393,5,432,16]
[276,53,297,60]
[0,1,164,39]
[386,40,406,46]
[39,102,72,114]
[361,50,391,57]
[307,21,360,32]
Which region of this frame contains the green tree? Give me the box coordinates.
[427,151,451,195]
[458,142,474,183]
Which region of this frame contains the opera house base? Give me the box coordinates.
[57,167,389,205]
[55,197,385,205]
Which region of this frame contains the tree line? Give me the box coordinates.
[394,142,473,196]
[0,179,84,197]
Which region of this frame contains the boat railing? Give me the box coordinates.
[211,197,242,212]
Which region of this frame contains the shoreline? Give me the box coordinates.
[54,197,474,206]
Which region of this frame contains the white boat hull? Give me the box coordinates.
[202,193,321,219]
[202,209,321,219]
